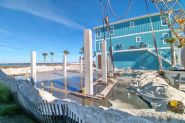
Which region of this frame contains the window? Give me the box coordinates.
[161,16,167,26]
[96,30,101,38]
[110,26,114,35]
[163,33,169,44]
[136,36,141,42]
[98,42,102,50]
[130,22,135,27]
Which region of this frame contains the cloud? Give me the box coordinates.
[0,0,84,30]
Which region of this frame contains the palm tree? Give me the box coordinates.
[63,50,69,55]
[79,46,84,55]
[165,37,177,66]
[42,53,48,63]
[50,52,54,63]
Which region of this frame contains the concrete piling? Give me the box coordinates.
[31,51,36,85]
[84,29,93,95]
[101,40,107,83]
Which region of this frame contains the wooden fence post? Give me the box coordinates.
[50,81,53,95]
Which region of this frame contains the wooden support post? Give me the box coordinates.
[41,82,44,91]
[101,40,107,83]
[84,29,93,95]
[50,81,53,95]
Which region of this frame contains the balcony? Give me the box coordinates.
[113,43,149,53]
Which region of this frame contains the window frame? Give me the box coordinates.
[136,36,141,42]
[130,22,135,27]
[162,33,169,44]
[98,42,102,50]
[96,29,101,38]
[160,16,167,26]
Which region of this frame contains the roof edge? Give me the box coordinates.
[93,13,161,30]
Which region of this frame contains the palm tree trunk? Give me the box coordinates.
[171,44,175,66]
[44,57,46,63]
[181,47,185,68]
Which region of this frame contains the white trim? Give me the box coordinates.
[98,42,102,50]
[136,36,141,42]
[96,47,171,54]
[96,29,101,38]
[162,33,169,44]
[95,29,170,41]
[93,13,161,30]
[130,22,135,27]
[160,16,167,26]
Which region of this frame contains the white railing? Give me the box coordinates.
[147,44,171,64]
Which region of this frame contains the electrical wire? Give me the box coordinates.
[107,0,132,19]
[144,0,163,70]
[99,0,106,40]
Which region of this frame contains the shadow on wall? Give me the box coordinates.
[113,51,171,70]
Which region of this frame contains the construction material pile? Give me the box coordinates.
[131,71,185,112]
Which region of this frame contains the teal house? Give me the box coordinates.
[94,13,179,70]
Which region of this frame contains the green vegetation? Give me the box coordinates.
[165,37,177,66]
[0,84,11,103]
[0,83,36,123]
[63,50,70,55]
[42,52,48,63]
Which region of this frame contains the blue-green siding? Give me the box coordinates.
[94,13,172,70]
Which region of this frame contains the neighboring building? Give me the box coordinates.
[94,13,180,70]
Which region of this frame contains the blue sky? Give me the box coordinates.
[0,0,184,63]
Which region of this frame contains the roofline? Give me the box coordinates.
[93,13,162,30]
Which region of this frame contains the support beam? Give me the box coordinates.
[63,54,67,78]
[31,51,36,85]
[84,29,93,95]
[101,40,107,83]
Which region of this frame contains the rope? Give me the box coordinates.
[107,0,132,19]
[144,0,163,70]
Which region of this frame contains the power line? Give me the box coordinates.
[107,0,132,19]
[144,0,163,70]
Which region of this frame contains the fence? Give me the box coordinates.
[16,82,83,123]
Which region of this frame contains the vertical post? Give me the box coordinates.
[63,54,67,78]
[101,40,107,83]
[50,81,53,95]
[31,51,36,85]
[80,56,83,89]
[107,55,110,74]
[84,29,93,95]
[79,56,83,74]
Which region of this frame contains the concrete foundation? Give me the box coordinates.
[31,51,36,85]
[84,29,93,95]
[101,40,107,83]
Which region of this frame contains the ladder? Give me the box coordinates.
[152,0,185,47]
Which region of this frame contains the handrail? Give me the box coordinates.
[147,44,171,64]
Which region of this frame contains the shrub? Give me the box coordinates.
[0,104,21,116]
[0,84,11,103]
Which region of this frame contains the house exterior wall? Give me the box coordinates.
[94,13,173,70]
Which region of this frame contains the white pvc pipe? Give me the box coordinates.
[31,51,37,85]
